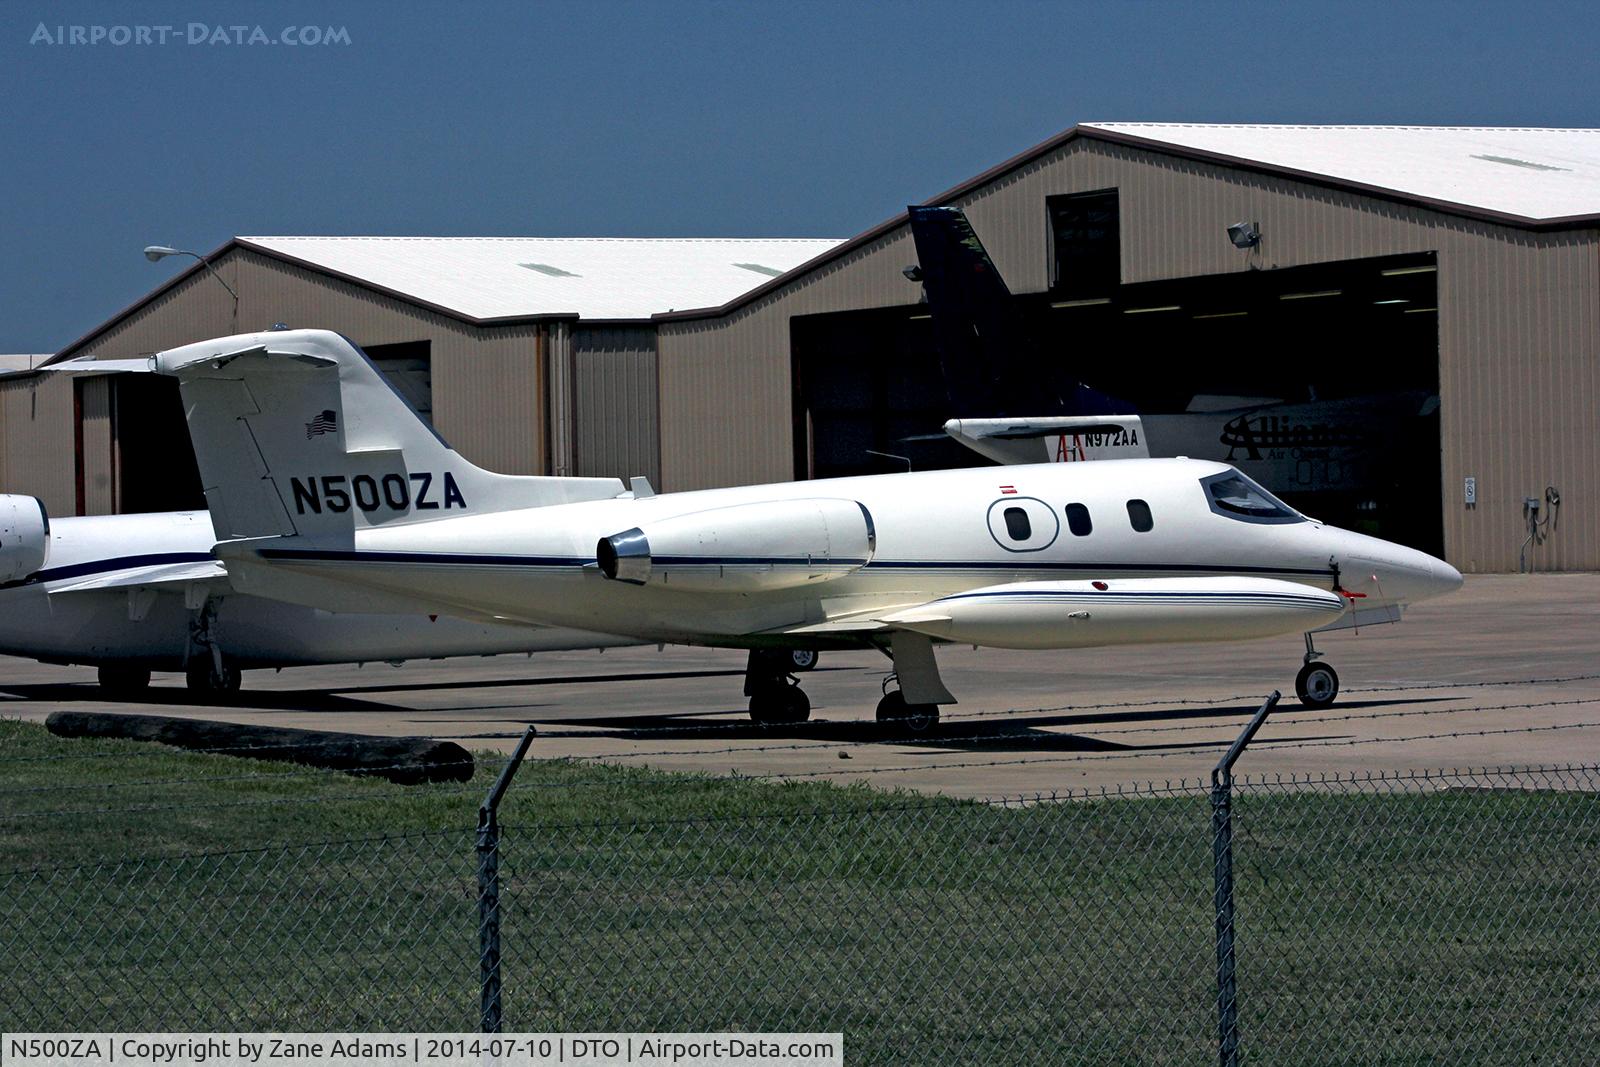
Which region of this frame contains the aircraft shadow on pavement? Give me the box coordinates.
[526,695,1451,753]
[324,666,858,696]
[0,682,412,715]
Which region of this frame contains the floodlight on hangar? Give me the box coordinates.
[1226,221,1261,249]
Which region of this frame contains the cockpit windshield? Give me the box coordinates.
[1200,470,1305,524]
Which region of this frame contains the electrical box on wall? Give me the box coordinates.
[1464,477,1476,507]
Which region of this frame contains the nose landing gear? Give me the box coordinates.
[1295,633,1339,707]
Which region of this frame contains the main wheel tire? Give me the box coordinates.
[788,649,819,672]
[186,660,243,695]
[1295,661,1339,708]
[875,690,940,733]
[97,665,151,694]
[749,681,811,725]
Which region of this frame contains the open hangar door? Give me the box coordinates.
[791,307,992,480]
[790,251,1440,554]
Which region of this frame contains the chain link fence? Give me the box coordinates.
[3,765,1597,1063]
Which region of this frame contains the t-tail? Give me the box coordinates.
[906,204,1130,418]
[943,415,1150,465]
[149,330,623,545]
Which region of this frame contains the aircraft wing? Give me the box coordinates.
[46,559,229,595]
[774,603,923,637]
[43,559,230,620]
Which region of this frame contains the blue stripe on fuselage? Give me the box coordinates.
[250,547,1331,581]
[0,551,215,591]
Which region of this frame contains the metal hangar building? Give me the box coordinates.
[652,123,1600,573]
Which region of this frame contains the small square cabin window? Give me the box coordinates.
[1003,507,1032,541]
[1127,499,1154,532]
[1065,503,1093,537]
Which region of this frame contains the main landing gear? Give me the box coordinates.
[876,631,955,732]
[745,650,812,725]
[97,665,152,695]
[875,681,940,732]
[1295,633,1339,708]
[745,635,956,732]
[787,648,819,672]
[186,600,242,697]
[186,657,242,695]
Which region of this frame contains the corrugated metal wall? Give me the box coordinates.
[65,249,551,479]
[0,373,75,517]
[573,326,660,484]
[658,229,921,490]
[545,320,575,476]
[658,137,1600,572]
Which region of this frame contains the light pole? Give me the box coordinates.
[143,245,239,321]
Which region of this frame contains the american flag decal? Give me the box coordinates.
[999,485,1017,495]
[305,410,338,439]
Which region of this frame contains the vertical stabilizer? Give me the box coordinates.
[907,204,1132,419]
[907,205,1034,416]
[153,329,622,543]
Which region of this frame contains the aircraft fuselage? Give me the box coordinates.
[220,458,1459,650]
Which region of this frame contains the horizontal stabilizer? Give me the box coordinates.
[944,416,1150,465]
[43,358,158,376]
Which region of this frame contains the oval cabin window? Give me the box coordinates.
[1126,499,1154,532]
[1003,507,1032,541]
[1065,503,1093,537]
[986,497,1059,552]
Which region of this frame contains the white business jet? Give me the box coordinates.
[127,330,1460,727]
[0,496,640,694]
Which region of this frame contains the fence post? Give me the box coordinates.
[1211,691,1279,1067]
[478,725,537,1034]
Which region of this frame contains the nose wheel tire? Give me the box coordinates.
[875,690,941,733]
[749,680,811,725]
[1295,662,1339,708]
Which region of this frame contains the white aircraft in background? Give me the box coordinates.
[96,328,1463,728]
[0,495,644,694]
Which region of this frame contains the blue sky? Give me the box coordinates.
[3,0,1597,351]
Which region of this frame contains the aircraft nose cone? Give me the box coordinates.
[1327,528,1464,608]
[1373,550,1462,605]
[1432,557,1465,596]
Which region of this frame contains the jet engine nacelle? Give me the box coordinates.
[597,497,876,593]
[0,494,50,582]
